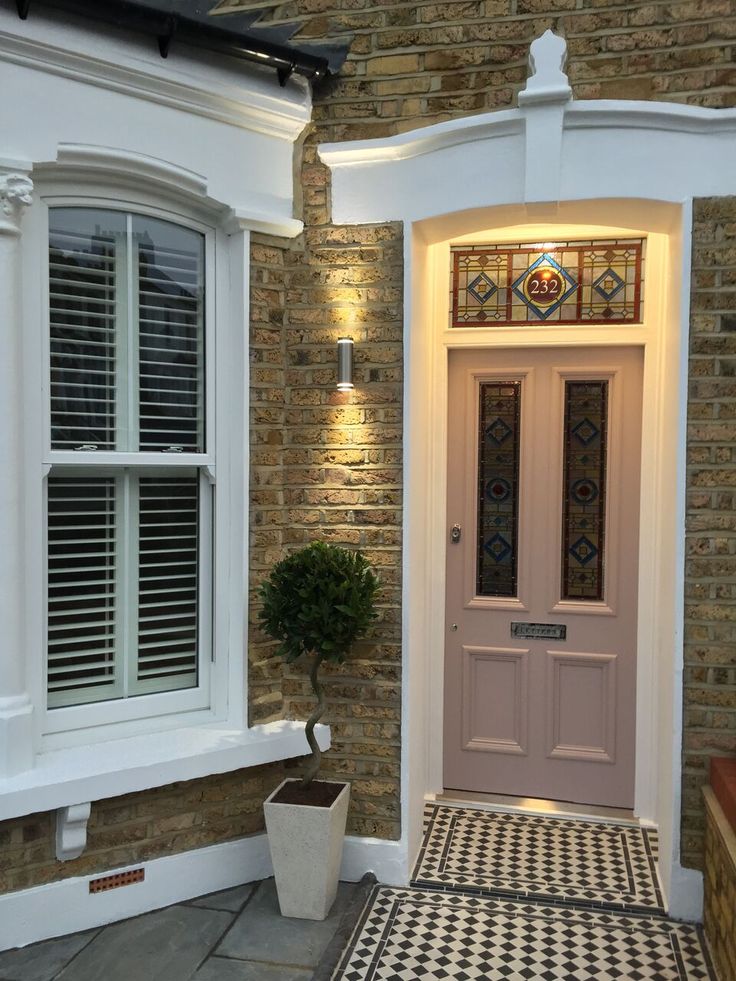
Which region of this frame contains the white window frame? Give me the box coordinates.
[22,170,245,751]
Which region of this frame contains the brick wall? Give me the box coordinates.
[248,221,405,840]
[0,764,291,893]
[683,197,736,870]
[703,789,736,981]
[239,0,736,857]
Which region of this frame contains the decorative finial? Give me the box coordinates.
[518,30,572,106]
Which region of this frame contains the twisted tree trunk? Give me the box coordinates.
[301,651,327,788]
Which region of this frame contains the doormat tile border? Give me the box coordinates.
[330,886,716,981]
[412,804,665,915]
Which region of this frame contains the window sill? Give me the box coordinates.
[0,720,329,822]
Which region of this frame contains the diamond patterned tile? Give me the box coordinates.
[411,806,665,913]
[331,887,716,981]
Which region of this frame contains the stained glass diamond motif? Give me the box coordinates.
[451,239,644,327]
[562,381,609,601]
[593,267,625,301]
[484,533,513,563]
[569,535,599,567]
[468,273,498,305]
[477,382,521,598]
[485,417,513,444]
[511,253,577,321]
[572,418,600,446]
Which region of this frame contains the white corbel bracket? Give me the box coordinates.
[56,802,91,861]
[0,172,34,235]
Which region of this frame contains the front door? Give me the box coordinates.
[443,346,643,808]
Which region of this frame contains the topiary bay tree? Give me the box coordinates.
[259,541,379,790]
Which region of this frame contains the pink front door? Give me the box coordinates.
[443,347,643,808]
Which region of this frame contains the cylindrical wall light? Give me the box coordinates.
[337,337,354,391]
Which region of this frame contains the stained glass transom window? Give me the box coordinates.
[451,240,644,328]
[477,381,521,598]
[561,381,608,601]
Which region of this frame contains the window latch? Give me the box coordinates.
[162,445,184,453]
[74,444,98,451]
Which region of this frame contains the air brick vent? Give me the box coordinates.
[89,868,145,893]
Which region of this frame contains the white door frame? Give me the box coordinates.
[403,201,693,915]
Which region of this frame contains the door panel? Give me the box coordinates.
[444,346,643,808]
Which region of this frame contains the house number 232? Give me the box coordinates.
[525,268,564,305]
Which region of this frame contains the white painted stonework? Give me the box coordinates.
[320,29,736,922]
[0,169,34,780]
[0,0,318,872]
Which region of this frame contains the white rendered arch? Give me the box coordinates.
[320,31,736,921]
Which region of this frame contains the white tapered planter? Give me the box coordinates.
[264,778,350,920]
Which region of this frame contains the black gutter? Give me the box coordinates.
[14,0,332,85]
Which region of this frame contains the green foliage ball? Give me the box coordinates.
[259,541,379,664]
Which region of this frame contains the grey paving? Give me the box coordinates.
[192,957,312,981]
[0,930,99,981]
[55,905,232,981]
[217,879,360,969]
[188,884,256,912]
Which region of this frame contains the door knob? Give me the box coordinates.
[451,524,462,544]
[450,623,458,631]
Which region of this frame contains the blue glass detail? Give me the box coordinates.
[484,533,512,564]
[511,253,578,320]
[569,535,598,567]
[572,418,600,446]
[485,417,512,445]
[571,478,599,505]
[467,273,498,305]
[486,477,511,502]
[593,267,625,301]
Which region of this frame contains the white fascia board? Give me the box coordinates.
[0,7,311,142]
[0,721,329,822]
[319,110,521,165]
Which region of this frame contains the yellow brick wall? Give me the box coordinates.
[703,788,736,981]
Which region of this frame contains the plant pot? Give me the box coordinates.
[264,778,350,920]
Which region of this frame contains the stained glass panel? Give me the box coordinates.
[561,381,608,601]
[477,381,521,597]
[451,239,644,328]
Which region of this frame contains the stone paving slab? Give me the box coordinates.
[192,957,312,980]
[217,879,360,969]
[188,884,257,913]
[55,905,232,981]
[0,930,100,981]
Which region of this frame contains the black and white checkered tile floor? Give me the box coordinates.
[330,806,717,980]
[413,805,664,913]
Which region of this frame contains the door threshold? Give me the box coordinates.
[431,789,641,827]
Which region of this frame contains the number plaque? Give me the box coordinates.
[524,268,564,305]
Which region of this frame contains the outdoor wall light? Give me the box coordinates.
[336,337,354,391]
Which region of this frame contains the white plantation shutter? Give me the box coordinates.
[47,477,118,705]
[46,208,209,710]
[138,231,204,452]
[49,217,120,450]
[136,476,199,686]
